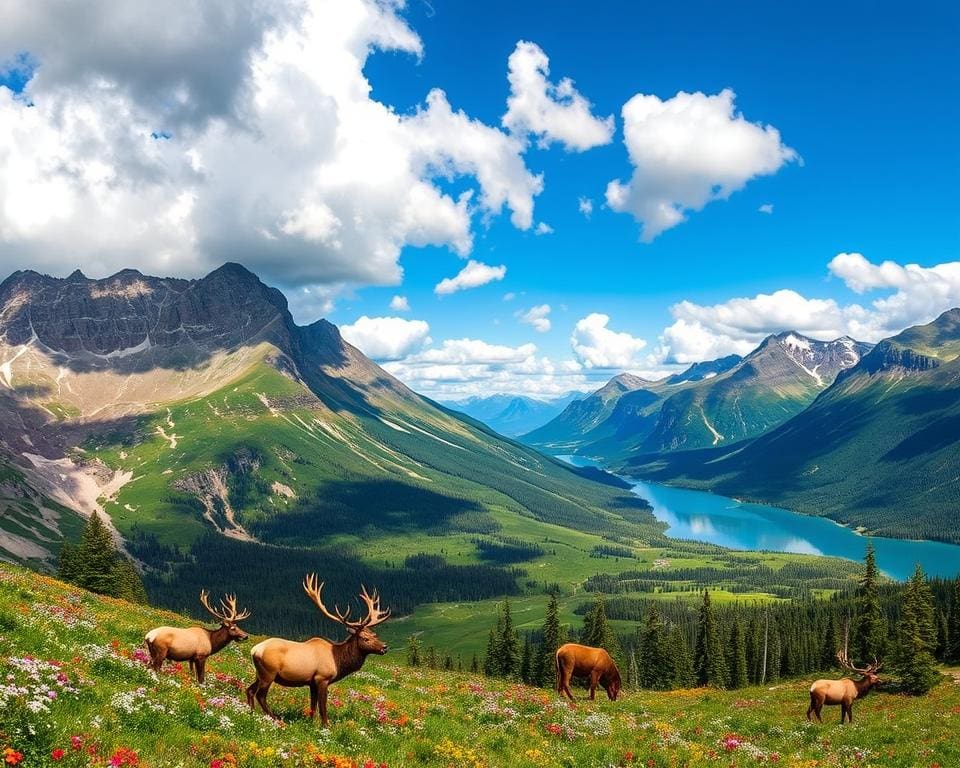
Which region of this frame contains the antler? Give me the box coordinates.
[302,575,391,631]
[836,649,880,675]
[357,584,391,629]
[199,590,251,624]
[303,574,361,629]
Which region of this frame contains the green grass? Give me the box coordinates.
[2,563,959,768]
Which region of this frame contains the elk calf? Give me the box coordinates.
[556,643,622,701]
[247,575,391,725]
[808,650,883,724]
[145,591,251,683]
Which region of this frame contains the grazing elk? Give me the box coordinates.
[555,642,622,702]
[807,650,883,724]
[145,591,251,683]
[246,574,391,724]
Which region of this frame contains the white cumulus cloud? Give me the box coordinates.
[606,88,798,241]
[517,304,552,332]
[571,313,648,368]
[434,260,507,295]
[0,0,546,297]
[502,41,614,152]
[339,315,431,360]
[578,197,594,218]
[389,295,410,311]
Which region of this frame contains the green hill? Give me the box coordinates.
[2,564,958,768]
[622,309,960,542]
[524,334,868,459]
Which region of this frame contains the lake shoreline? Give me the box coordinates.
[555,454,960,581]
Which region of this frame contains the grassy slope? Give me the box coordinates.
[2,565,959,768]
[621,346,960,543]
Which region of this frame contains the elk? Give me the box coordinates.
[808,650,883,723]
[246,574,391,724]
[555,642,622,701]
[145,591,251,683]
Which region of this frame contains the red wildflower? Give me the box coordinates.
[52,749,66,761]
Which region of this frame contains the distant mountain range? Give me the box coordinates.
[621,308,960,543]
[524,332,871,457]
[441,392,582,436]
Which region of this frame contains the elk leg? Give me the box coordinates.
[255,680,277,719]
[558,666,575,701]
[317,682,330,727]
[308,682,319,719]
[195,657,207,685]
[589,670,601,700]
[246,679,259,711]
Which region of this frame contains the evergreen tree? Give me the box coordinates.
[853,540,887,661]
[627,644,640,690]
[638,602,671,689]
[821,613,840,669]
[766,619,782,683]
[896,564,941,695]
[425,646,438,669]
[483,628,498,676]
[470,653,480,674]
[582,594,622,663]
[948,580,960,665]
[694,590,727,687]
[728,616,749,689]
[668,625,695,688]
[58,512,146,603]
[497,599,521,678]
[443,654,454,671]
[406,635,423,667]
[536,593,563,687]
[519,635,533,684]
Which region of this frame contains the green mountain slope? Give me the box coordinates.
[622,309,960,543]
[525,334,868,459]
[0,264,663,632]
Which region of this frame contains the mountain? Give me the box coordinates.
[622,309,960,543]
[442,392,582,436]
[0,264,658,625]
[524,334,869,458]
[521,373,657,450]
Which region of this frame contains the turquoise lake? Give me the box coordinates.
[556,455,960,581]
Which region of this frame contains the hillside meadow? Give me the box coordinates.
[1,564,958,768]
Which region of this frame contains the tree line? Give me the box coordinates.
[467,543,952,695]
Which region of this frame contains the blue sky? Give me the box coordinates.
[1,0,957,397]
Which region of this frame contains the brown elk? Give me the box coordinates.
[807,650,883,724]
[555,642,622,701]
[246,575,391,724]
[145,591,251,683]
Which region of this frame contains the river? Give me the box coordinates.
[556,455,960,580]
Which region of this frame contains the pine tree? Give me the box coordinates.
[766,619,782,683]
[536,593,563,687]
[519,635,533,683]
[948,580,960,665]
[443,654,453,671]
[668,625,695,688]
[638,602,671,689]
[497,599,521,678]
[471,653,480,674]
[627,644,640,690]
[582,594,622,663]
[896,564,941,695]
[406,635,422,666]
[728,616,749,689]
[821,613,840,669]
[694,590,727,687]
[483,628,498,676]
[58,512,146,603]
[425,646,438,669]
[853,540,887,661]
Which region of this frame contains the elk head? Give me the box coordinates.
[200,590,251,641]
[837,649,883,688]
[303,574,391,654]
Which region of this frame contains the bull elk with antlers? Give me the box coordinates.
[808,650,883,724]
[246,574,391,724]
[145,591,251,683]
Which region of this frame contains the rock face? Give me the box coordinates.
[0,263,294,365]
